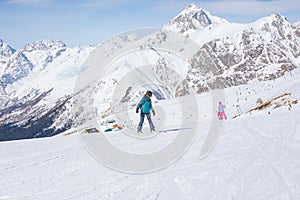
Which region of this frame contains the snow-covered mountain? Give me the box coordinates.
[23,39,67,71]
[0,39,16,81]
[0,39,15,63]
[162,4,300,95]
[0,3,299,141]
[0,39,94,140]
[181,13,300,94]
[0,51,33,88]
[294,19,300,28]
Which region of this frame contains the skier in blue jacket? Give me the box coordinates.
[136,91,155,133]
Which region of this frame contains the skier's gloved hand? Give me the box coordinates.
[152,110,155,116]
[136,108,139,113]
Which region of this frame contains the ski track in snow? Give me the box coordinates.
[236,125,294,200]
[1,111,300,199]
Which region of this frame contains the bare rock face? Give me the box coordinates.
[178,13,300,95]
[0,51,33,88]
[163,3,226,34]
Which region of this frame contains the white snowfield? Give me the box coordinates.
[1,69,300,200]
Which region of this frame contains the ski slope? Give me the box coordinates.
[1,70,300,199]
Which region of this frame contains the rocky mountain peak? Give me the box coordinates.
[184,3,198,10]
[250,12,297,45]
[0,50,33,88]
[256,13,291,30]
[22,39,67,70]
[163,3,227,34]
[23,39,66,52]
[293,19,300,28]
[181,3,204,15]
[0,39,16,58]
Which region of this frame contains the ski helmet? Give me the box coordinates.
[146,91,152,97]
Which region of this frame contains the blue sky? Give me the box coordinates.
[1,0,299,49]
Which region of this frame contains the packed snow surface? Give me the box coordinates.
[1,69,300,200]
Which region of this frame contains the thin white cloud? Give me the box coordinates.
[5,0,51,6]
[80,0,139,9]
[199,0,300,15]
[149,1,194,13]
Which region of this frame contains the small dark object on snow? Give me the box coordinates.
[85,128,100,133]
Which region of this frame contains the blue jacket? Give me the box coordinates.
[137,97,153,113]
